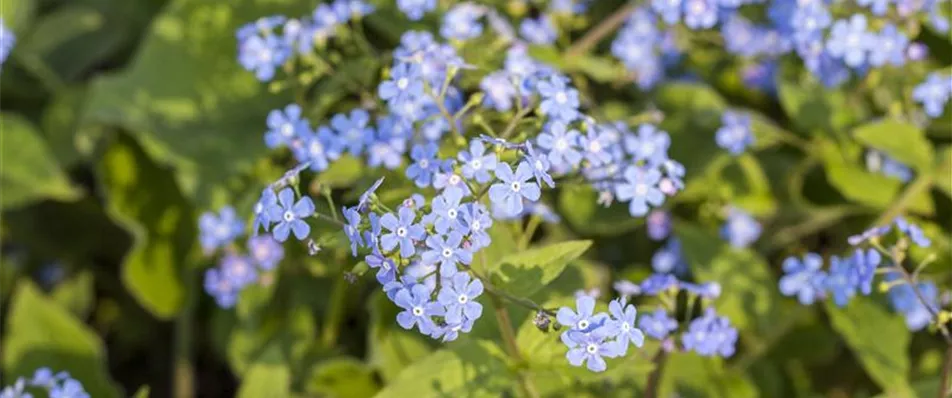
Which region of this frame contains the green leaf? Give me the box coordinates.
[374,339,515,398]
[488,240,592,297]
[853,120,934,172]
[934,146,952,198]
[97,133,196,318]
[0,0,36,32]
[557,184,642,236]
[2,281,121,398]
[83,0,312,206]
[236,342,291,398]
[51,270,95,318]
[826,298,914,396]
[525,45,625,83]
[305,357,380,398]
[0,114,82,209]
[778,75,865,135]
[132,386,151,398]
[367,292,432,382]
[660,353,757,398]
[318,155,366,188]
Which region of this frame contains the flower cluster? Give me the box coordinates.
[556,296,645,372]
[0,367,89,398]
[198,205,286,308]
[0,18,13,68]
[780,217,942,330]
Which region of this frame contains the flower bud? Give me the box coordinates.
[533,311,551,332]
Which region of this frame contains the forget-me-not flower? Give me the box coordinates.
[380,206,426,258]
[489,162,542,216]
[266,188,315,242]
[422,231,472,277]
[394,284,443,334]
[615,166,664,217]
[438,272,484,324]
[779,253,827,305]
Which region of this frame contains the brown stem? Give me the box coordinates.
[565,3,637,57]
[643,349,667,398]
[939,345,952,398]
[489,293,540,398]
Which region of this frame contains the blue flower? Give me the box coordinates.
[536,74,580,122]
[651,238,687,275]
[556,295,609,331]
[714,111,754,155]
[238,34,290,82]
[394,284,443,334]
[50,378,90,398]
[204,268,238,308]
[779,253,827,305]
[886,273,939,331]
[646,210,672,241]
[680,281,722,299]
[437,272,484,324]
[850,248,881,296]
[682,0,718,30]
[682,308,737,357]
[379,62,424,112]
[578,128,613,166]
[406,143,446,188]
[524,142,555,188]
[720,208,761,248]
[913,73,951,118]
[519,16,557,45]
[380,206,426,257]
[460,203,493,249]
[397,0,436,20]
[294,125,340,171]
[247,235,284,271]
[363,212,382,250]
[825,255,857,307]
[638,308,678,340]
[199,206,245,252]
[480,71,518,111]
[489,162,542,216]
[368,117,410,170]
[639,273,678,295]
[0,18,15,66]
[563,327,622,372]
[826,15,874,68]
[847,224,890,246]
[613,280,641,297]
[537,121,583,169]
[357,177,386,214]
[264,104,308,149]
[330,109,373,156]
[221,255,258,288]
[868,24,908,67]
[624,124,671,166]
[441,3,485,40]
[616,166,664,217]
[422,231,472,277]
[894,217,931,247]
[343,206,364,256]
[458,140,498,183]
[651,0,681,24]
[430,189,465,234]
[434,318,475,342]
[366,249,398,285]
[858,0,890,15]
[433,171,471,197]
[265,188,315,242]
[608,299,645,354]
[790,3,830,43]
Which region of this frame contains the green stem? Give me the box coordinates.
[322,275,349,349]
[875,155,950,226]
[643,349,667,398]
[565,2,637,57]
[500,107,533,140]
[314,212,346,227]
[173,269,198,398]
[938,345,952,398]
[488,293,540,398]
[13,52,66,93]
[323,190,340,222]
[518,216,542,250]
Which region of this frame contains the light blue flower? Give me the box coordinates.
[343,206,364,256]
[489,162,542,216]
[825,255,857,307]
[615,166,664,217]
[406,143,447,188]
[266,188,315,242]
[826,15,874,68]
[430,188,465,234]
[422,231,472,277]
[519,16,557,45]
[380,206,426,258]
[681,308,737,357]
[720,207,761,248]
[913,73,951,118]
[437,272,484,324]
[460,202,493,249]
[779,253,827,305]
[556,295,609,332]
[247,235,284,270]
[394,284,443,334]
[524,142,555,188]
[563,327,622,372]
[441,3,485,40]
[458,140,498,183]
[397,0,436,20]
[199,206,245,252]
[608,299,645,354]
[537,74,580,122]
[714,111,754,155]
[638,308,678,339]
[537,120,583,169]
[868,24,908,67]
[366,249,397,285]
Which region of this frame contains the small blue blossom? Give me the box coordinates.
[858,0,891,15]
[199,206,245,252]
[380,206,426,258]
[437,272,484,324]
[720,208,761,248]
[343,206,364,256]
[435,318,476,342]
[379,62,425,112]
[366,249,397,285]
[894,217,931,247]
[624,124,670,166]
[460,203,493,249]
[681,308,737,357]
[524,142,555,188]
[520,16,557,45]
[481,71,518,112]
[248,235,284,271]
[331,109,374,156]
[536,74,581,122]
[646,210,672,241]
[850,248,881,296]
[537,121,583,169]
[433,171,471,196]
[367,126,407,170]
[252,188,278,235]
[0,18,15,66]
[868,24,908,67]
[265,188,315,242]
[652,0,681,25]
[826,15,874,68]
[394,284,443,334]
[557,295,609,331]
[205,268,238,308]
[50,379,90,398]
[397,0,436,20]
[563,328,622,372]
[458,140,498,183]
[847,224,891,246]
[422,231,472,277]
[221,255,258,288]
[264,104,308,149]
[639,273,679,295]
[294,126,340,171]
[238,34,290,82]
[779,253,827,305]
[430,189,465,234]
[613,280,641,297]
[886,273,939,331]
[489,162,542,216]
[441,3,485,40]
[363,213,383,250]
[912,73,951,118]
[616,166,664,217]
[680,281,722,299]
[825,255,858,307]
[638,308,678,339]
[715,111,754,155]
[651,238,688,275]
[608,299,645,354]
[682,0,718,30]
[406,143,446,188]
[578,129,613,166]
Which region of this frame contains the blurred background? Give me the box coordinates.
[1,0,951,397]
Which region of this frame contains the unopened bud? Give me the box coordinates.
[343,272,358,284]
[533,311,551,332]
[307,240,322,256]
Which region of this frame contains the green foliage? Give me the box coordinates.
[487,240,592,297]
[0,113,82,209]
[2,281,122,398]
[374,339,515,398]
[853,120,934,172]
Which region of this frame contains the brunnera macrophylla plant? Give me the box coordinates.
[188,0,951,382]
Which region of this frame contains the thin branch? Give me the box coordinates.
[565,3,637,57]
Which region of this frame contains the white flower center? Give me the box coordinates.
[397,77,409,90]
[534,159,544,171]
[635,183,648,196]
[449,174,461,185]
[472,220,481,231]
[457,294,469,304]
[310,141,324,154]
[555,92,568,104]
[254,202,263,215]
[577,319,590,330]
[419,159,430,168]
[622,322,631,332]
[442,248,453,258]
[283,211,295,222]
[555,138,568,150]
[586,343,598,354]
[447,209,458,219]
[281,123,294,137]
[471,159,482,169]
[589,141,602,152]
[642,143,655,154]
[396,227,407,237]
[412,306,424,316]
[510,181,522,192]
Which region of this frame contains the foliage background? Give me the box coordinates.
[0,0,951,397]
